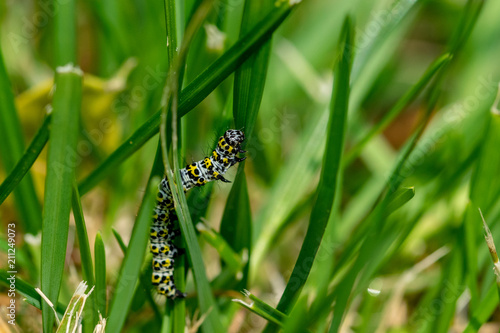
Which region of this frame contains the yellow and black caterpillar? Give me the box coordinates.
[150,129,246,299]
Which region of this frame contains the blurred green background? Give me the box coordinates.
[1,0,500,332]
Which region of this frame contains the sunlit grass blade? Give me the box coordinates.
[266,17,354,331]
[0,46,42,234]
[0,114,51,206]
[106,178,158,332]
[233,290,287,327]
[78,1,300,195]
[71,182,96,331]
[0,269,66,318]
[41,64,83,333]
[94,232,107,318]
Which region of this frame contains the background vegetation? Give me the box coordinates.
[1,0,500,332]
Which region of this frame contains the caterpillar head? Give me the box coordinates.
[224,129,245,149]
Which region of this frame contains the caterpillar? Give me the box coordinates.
[150,129,246,299]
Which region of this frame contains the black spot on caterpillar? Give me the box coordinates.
[151,129,246,299]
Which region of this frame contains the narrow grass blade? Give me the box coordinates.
[53,0,76,66]
[251,108,328,276]
[0,46,42,233]
[221,0,272,292]
[270,16,354,322]
[0,114,51,206]
[219,172,252,288]
[470,112,500,212]
[112,228,162,324]
[71,182,96,330]
[106,178,158,332]
[233,0,272,141]
[160,2,226,331]
[478,209,500,305]
[94,232,107,318]
[464,110,500,315]
[78,1,300,195]
[0,270,66,318]
[385,187,415,213]
[112,228,127,252]
[41,64,83,333]
[55,282,94,333]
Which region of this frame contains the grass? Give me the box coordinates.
[1,0,500,332]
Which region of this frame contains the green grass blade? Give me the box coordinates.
[77,1,299,195]
[112,228,163,324]
[0,45,42,234]
[470,112,500,212]
[55,282,93,333]
[0,114,50,207]
[250,108,328,277]
[41,65,83,333]
[53,0,76,66]
[106,178,158,332]
[71,182,96,331]
[271,15,354,319]
[233,290,288,327]
[197,222,246,275]
[219,172,252,288]
[0,269,66,319]
[94,232,107,318]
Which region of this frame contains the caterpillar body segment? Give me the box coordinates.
[150,129,245,299]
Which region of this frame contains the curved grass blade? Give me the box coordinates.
[0,114,51,206]
[41,65,83,333]
[106,178,158,332]
[71,182,96,331]
[0,46,42,233]
[219,172,252,289]
[266,17,354,331]
[78,1,300,195]
[55,282,94,333]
